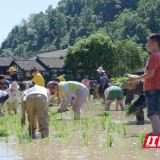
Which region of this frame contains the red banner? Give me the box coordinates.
[143,135,160,148]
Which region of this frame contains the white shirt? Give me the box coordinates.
[0,90,8,97]
[23,85,50,101]
[5,88,20,103]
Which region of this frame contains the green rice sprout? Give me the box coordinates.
[121,121,126,135]
[137,132,144,147]
[98,111,110,117]
[87,103,90,110]
[100,116,106,130]
[125,104,137,117]
[99,99,105,105]
[53,133,69,138]
[25,130,33,143]
[43,133,50,145]
[0,130,9,137]
[48,103,55,106]
[113,77,129,87]
[15,127,23,143]
[82,129,88,145]
[107,135,114,147]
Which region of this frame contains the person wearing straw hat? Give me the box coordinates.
[57,75,65,81]
[5,82,20,114]
[8,67,20,82]
[123,81,146,123]
[97,67,109,101]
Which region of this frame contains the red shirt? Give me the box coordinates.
[144,51,160,91]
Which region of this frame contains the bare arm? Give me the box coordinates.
[129,69,155,83]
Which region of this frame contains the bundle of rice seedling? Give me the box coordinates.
[98,111,110,117]
[113,77,129,87]
[125,104,137,117]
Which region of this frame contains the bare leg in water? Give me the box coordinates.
[149,115,160,135]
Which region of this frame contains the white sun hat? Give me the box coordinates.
[97,67,105,72]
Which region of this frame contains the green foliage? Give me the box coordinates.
[113,77,129,87]
[137,131,144,147]
[107,135,114,147]
[125,104,137,117]
[53,133,69,138]
[98,111,110,117]
[0,130,9,137]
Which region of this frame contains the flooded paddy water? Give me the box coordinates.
[0,100,160,160]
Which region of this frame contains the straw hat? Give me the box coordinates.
[121,81,140,89]
[9,82,19,90]
[7,67,17,72]
[56,76,65,81]
[97,67,105,72]
[110,78,115,82]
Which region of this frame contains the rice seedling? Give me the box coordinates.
[112,77,129,87]
[87,103,90,111]
[15,127,23,143]
[82,129,88,145]
[53,133,69,138]
[100,116,106,130]
[125,104,137,117]
[99,99,105,105]
[98,111,110,117]
[0,130,9,137]
[43,133,50,145]
[107,135,114,147]
[48,103,55,106]
[121,121,126,135]
[107,114,115,132]
[137,132,144,147]
[25,130,33,143]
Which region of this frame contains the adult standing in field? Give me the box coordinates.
[8,67,20,82]
[104,86,125,111]
[47,81,89,119]
[123,81,146,123]
[0,75,11,90]
[97,67,109,101]
[22,82,50,138]
[29,67,45,87]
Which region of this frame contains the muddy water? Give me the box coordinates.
[0,101,160,160]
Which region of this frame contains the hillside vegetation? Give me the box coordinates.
[0,0,159,57]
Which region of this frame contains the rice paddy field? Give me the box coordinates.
[0,98,160,160]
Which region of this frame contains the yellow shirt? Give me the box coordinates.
[31,73,45,87]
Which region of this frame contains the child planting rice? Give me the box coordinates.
[47,81,89,119]
[0,90,9,115]
[104,86,125,111]
[5,82,20,114]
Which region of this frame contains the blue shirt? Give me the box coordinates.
[10,73,20,81]
[100,73,108,86]
[5,80,11,88]
[90,80,97,89]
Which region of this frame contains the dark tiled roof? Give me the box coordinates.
[14,60,46,71]
[0,57,13,66]
[137,67,145,73]
[38,57,65,69]
[13,57,29,60]
[28,49,67,60]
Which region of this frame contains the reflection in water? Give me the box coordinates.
[0,101,160,159]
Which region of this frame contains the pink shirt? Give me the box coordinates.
[81,79,90,87]
[144,51,160,91]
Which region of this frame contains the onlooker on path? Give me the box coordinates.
[8,67,20,82]
[29,67,45,87]
[128,33,160,135]
[0,75,11,90]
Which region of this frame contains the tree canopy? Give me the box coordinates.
[64,34,148,77]
[0,0,156,57]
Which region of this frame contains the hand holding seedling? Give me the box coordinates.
[135,107,141,114]
[21,116,25,124]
